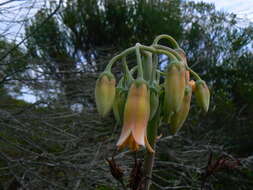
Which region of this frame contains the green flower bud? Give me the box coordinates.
[164,62,186,122]
[170,85,192,135]
[95,72,116,117]
[149,88,159,121]
[113,88,127,125]
[195,80,210,112]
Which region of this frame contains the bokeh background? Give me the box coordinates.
[0,0,252,189]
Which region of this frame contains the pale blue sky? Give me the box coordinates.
[0,0,252,103]
[194,0,253,23]
[0,0,252,42]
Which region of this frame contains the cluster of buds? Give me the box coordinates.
[95,35,210,153]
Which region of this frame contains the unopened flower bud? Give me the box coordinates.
[113,88,127,125]
[195,80,210,112]
[149,86,159,121]
[95,72,116,117]
[164,62,186,121]
[170,85,192,135]
[189,80,196,92]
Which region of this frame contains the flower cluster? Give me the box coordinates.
[95,35,210,153]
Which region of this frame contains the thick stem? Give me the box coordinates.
[152,44,183,61]
[186,66,202,81]
[106,46,136,71]
[136,43,144,79]
[122,57,134,82]
[139,45,179,62]
[143,107,161,190]
[142,51,153,82]
[153,34,180,49]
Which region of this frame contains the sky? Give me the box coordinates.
[194,0,253,24]
[0,0,252,103]
[0,0,253,42]
[0,0,252,42]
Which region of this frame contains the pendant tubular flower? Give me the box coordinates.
[195,80,210,112]
[164,62,186,121]
[116,80,154,153]
[95,72,116,117]
[170,85,192,135]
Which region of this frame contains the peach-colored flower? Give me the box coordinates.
[189,80,196,92]
[116,80,154,153]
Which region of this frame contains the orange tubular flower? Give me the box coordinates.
[116,80,154,153]
[185,70,196,91]
[189,80,196,92]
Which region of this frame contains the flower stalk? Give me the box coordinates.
[95,34,210,190]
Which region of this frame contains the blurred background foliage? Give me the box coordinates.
[0,0,252,189]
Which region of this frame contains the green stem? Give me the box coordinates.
[152,54,158,81]
[152,44,183,61]
[136,43,144,79]
[153,34,180,49]
[130,65,138,75]
[156,70,166,76]
[105,43,181,73]
[186,66,201,80]
[105,46,136,71]
[143,106,161,190]
[122,57,134,82]
[142,51,153,82]
[139,45,179,62]
[156,71,161,83]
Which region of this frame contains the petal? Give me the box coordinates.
[116,124,132,147]
[145,134,155,153]
[129,134,140,151]
[132,120,146,146]
[132,84,150,146]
